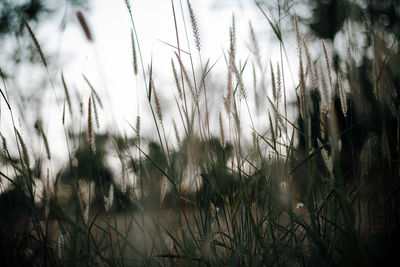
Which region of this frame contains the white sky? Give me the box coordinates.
[57,0,295,136]
[1,0,301,173]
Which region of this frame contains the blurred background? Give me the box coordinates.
[1,1,400,265]
[0,0,282,163]
[1,0,399,192]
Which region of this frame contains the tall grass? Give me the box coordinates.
[0,1,399,266]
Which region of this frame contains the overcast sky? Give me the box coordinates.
[2,0,300,169]
[56,0,295,136]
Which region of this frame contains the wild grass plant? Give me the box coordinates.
[0,0,399,266]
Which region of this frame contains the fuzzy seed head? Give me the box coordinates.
[171,59,182,100]
[338,74,347,117]
[131,29,138,75]
[299,46,306,119]
[91,94,100,129]
[35,120,51,160]
[319,60,329,113]
[271,61,277,102]
[76,11,93,42]
[224,61,233,117]
[87,98,96,152]
[135,116,141,137]
[219,113,225,149]
[276,62,282,105]
[232,60,247,100]
[16,129,30,167]
[152,80,163,123]
[318,140,333,176]
[61,73,73,117]
[322,41,332,91]
[22,18,47,67]
[187,0,201,51]
[160,175,168,204]
[175,52,197,104]
[230,14,236,62]
[302,36,316,87]
[1,135,8,156]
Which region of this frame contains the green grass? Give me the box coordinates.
[0,0,399,266]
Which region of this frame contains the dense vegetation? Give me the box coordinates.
[0,0,399,266]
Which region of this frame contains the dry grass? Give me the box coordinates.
[0,1,399,266]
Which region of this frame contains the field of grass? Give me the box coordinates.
[0,0,399,266]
